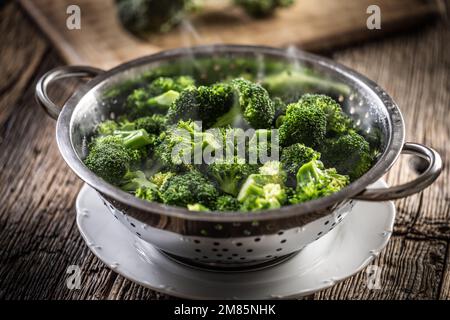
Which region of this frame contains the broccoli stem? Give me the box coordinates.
[113,129,153,149]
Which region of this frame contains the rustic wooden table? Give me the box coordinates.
[0,1,448,300]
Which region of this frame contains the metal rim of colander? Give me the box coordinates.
[56,44,405,222]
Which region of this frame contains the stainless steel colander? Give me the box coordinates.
[36,45,442,271]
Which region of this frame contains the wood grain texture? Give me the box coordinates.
[0,3,47,129]
[0,1,449,299]
[18,0,438,69]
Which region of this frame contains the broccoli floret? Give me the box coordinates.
[290,159,349,203]
[160,170,218,208]
[127,89,180,117]
[149,171,175,189]
[131,114,167,135]
[155,120,221,170]
[229,78,275,129]
[278,98,327,148]
[240,183,287,211]
[167,83,235,128]
[116,0,189,34]
[215,195,240,211]
[234,0,294,18]
[237,161,287,211]
[280,143,320,177]
[113,129,155,149]
[300,94,352,136]
[207,156,258,196]
[147,76,195,96]
[84,136,134,185]
[187,203,210,211]
[248,129,280,164]
[120,170,155,191]
[97,120,119,135]
[258,160,286,183]
[320,131,373,180]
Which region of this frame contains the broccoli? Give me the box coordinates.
[215,195,240,211]
[290,159,349,203]
[127,89,180,117]
[97,120,119,135]
[258,160,287,183]
[207,156,258,196]
[167,83,235,128]
[155,120,221,170]
[248,129,280,164]
[116,0,190,34]
[237,161,287,211]
[127,114,167,135]
[299,94,352,136]
[280,143,320,176]
[112,129,155,149]
[187,203,210,211]
[147,76,195,96]
[272,97,287,120]
[320,131,373,180]
[278,98,327,148]
[120,170,155,191]
[240,183,287,211]
[149,171,175,189]
[228,78,275,129]
[84,136,135,185]
[160,170,218,207]
[234,0,294,18]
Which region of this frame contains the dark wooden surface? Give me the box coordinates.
[0,1,449,300]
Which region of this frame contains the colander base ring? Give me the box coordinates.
[159,250,300,273]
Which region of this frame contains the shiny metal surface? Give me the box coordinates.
[35,45,441,269]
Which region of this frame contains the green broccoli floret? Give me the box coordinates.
[229,78,275,129]
[290,159,349,203]
[187,203,210,211]
[116,0,190,34]
[160,170,218,208]
[207,156,258,196]
[234,0,294,18]
[237,161,287,211]
[155,120,222,170]
[84,136,134,185]
[240,183,287,211]
[278,97,327,148]
[127,89,180,117]
[112,129,155,149]
[299,94,352,136]
[258,160,287,183]
[147,76,195,96]
[149,171,175,189]
[130,114,167,135]
[320,131,373,180]
[167,83,235,128]
[215,195,240,211]
[97,120,119,135]
[280,143,320,176]
[248,129,280,164]
[120,170,155,191]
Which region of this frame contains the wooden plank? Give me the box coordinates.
[315,237,447,299]
[18,0,439,69]
[0,2,47,129]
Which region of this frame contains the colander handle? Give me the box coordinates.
[352,142,442,201]
[35,66,104,119]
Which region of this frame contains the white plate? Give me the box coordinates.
[76,180,395,299]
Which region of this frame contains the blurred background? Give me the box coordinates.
[0,0,448,300]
